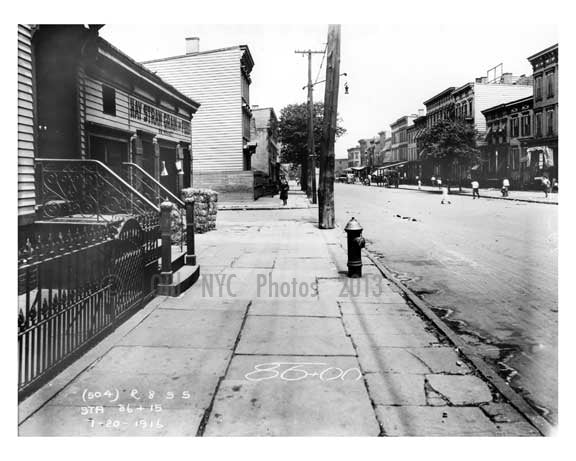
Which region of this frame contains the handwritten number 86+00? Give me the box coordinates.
[245,362,362,382]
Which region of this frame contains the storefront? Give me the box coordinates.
[33,26,200,198]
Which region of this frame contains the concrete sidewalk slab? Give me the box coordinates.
[19,346,232,436]
[338,301,417,316]
[342,313,438,337]
[19,404,204,436]
[365,373,427,405]
[351,330,441,348]
[119,308,244,349]
[204,379,380,436]
[426,374,493,405]
[375,405,500,436]
[356,345,472,375]
[248,298,340,317]
[236,316,355,356]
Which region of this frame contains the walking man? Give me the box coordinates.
[472,179,480,199]
[542,176,551,198]
[441,183,451,204]
[502,178,510,197]
[279,178,290,206]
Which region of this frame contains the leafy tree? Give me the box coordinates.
[419,118,481,179]
[278,102,346,165]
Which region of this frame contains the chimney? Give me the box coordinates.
[186,37,199,54]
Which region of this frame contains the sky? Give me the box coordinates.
[100,24,557,159]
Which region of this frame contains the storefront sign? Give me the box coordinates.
[129,97,191,137]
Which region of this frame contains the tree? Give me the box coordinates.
[420,118,481,181]
[278,102,346,187]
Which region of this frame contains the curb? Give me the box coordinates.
[394,186,558,205]
[362,248,553,436]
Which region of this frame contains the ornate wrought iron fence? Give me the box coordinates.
[17,218,152,399]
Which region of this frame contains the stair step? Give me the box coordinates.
[156,264,200,297]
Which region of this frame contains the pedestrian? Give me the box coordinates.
[431,176,436,187]
[437,177,442,190]
[417,175,422,190]
[471,179,480,199]
[502,178,510,197]
[441,183,451,204]
[542,176,551,198]
[279,178,289,206]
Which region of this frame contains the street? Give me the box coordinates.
[334,183,558,424]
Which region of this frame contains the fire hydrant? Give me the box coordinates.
[344,217,365,278]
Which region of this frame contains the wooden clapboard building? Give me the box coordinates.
[143,38,257,201]
[18,25,37,226]
[17,25,201,397]
[32,25,200,194]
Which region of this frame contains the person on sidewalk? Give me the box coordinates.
[437,177,442,190]
[441,183,451,204]
[279,179,290,206]
[541,176,551,198]
[417,176,422,190]
[502,178,510,197]
[471,180,480,199]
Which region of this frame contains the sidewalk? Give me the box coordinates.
[389,184,558,205]
[18,208,541,436]
[219,190,312,210]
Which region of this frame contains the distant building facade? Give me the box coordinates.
[144,38,257,200]
[482,96,533,188]
[390,115,416,168]
[522,44,558,183]
[251,106,280,196]
[335,158,349,177]
[347,146,361,168]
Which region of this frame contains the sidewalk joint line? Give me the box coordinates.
[195,300,252,436]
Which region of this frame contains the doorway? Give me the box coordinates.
[89,135,128,175]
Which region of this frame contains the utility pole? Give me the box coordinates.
[295,48,324,202]
[318,25,341,229]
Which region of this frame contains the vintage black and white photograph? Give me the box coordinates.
[11,2,570,450]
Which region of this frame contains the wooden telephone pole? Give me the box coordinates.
[318,25,341,229]
[295,49,324,203]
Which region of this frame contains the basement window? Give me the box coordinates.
[102,85,116,116]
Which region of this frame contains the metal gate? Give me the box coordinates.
[18,219,147,399]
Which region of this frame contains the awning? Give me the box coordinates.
[526,146,554,167]
[373,161,409,173]
[351,166,367,171]
[471,165,480,170]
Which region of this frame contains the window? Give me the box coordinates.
[468,100,473,118]
[521,114,531,137]
[102,85,116,116]
[547,109,554,136]
[535,75,543,101]
[511,117,519,138]
[546,70,555,98]
[535,112,542,137]
[510,147,519,170]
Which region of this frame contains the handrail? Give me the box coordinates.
[122,162,185,208]
[36,159,159,211]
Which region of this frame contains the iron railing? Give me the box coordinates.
[36,159,159,223]
[17,218,156,399]
[121,162,185,251]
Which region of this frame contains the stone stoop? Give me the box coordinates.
[156,246,201,297]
